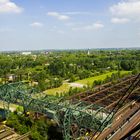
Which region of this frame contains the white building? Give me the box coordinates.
[22,52,31,55]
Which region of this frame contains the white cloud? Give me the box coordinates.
[47,12,70,21]
[111,17,130,24]
[30,22,43,28]
[110,0,140,21]
[0,0,23,14]
[72,23,104,31]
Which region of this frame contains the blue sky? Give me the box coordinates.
[0,0,140,51]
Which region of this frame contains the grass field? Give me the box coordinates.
[44,70,131,95]
[75,71,131,85]
[44,83,69,95]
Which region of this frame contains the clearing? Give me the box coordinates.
[44,71,131,96]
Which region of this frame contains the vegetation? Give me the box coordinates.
[74,70,131,85]
[44,70,131,96]
[62,70,132,97]
[0,49,139,93]
[6,112,61,140]
[0,49,139,140]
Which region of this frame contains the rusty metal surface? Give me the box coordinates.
[108,109,140,140]
[96,102,140,140]
[70,74,140,140]
[71,75,139,111]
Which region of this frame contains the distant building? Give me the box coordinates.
[22,52,31,55]
[45,51,49,55]
[87,49,90,55]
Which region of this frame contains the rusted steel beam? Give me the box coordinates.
[134,130,140,139]
[108,109,140,140]
[70,82,112,100]
[71,75,135,101]
[96,102,140,140]
[105,87,140,110]
[88,85,129,104]
[81,76,136,101]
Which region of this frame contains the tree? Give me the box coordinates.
[30,130,44,140]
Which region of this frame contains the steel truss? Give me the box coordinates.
[0,82,110,140]
[0,74,139,140]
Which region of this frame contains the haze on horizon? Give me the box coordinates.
[0,0,140,51]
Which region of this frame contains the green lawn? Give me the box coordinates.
[44,70,131,96]
[44,83,70,95]
[75,71,131,85]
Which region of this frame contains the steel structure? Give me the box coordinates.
[94,100,140,139]
[0,74,139,140]
[70,74,140,139]
[0,82,110,139]
[91,73,140,139]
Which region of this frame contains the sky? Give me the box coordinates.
[0,0,140,51]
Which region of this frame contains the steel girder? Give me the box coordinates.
[0,82,111,140]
